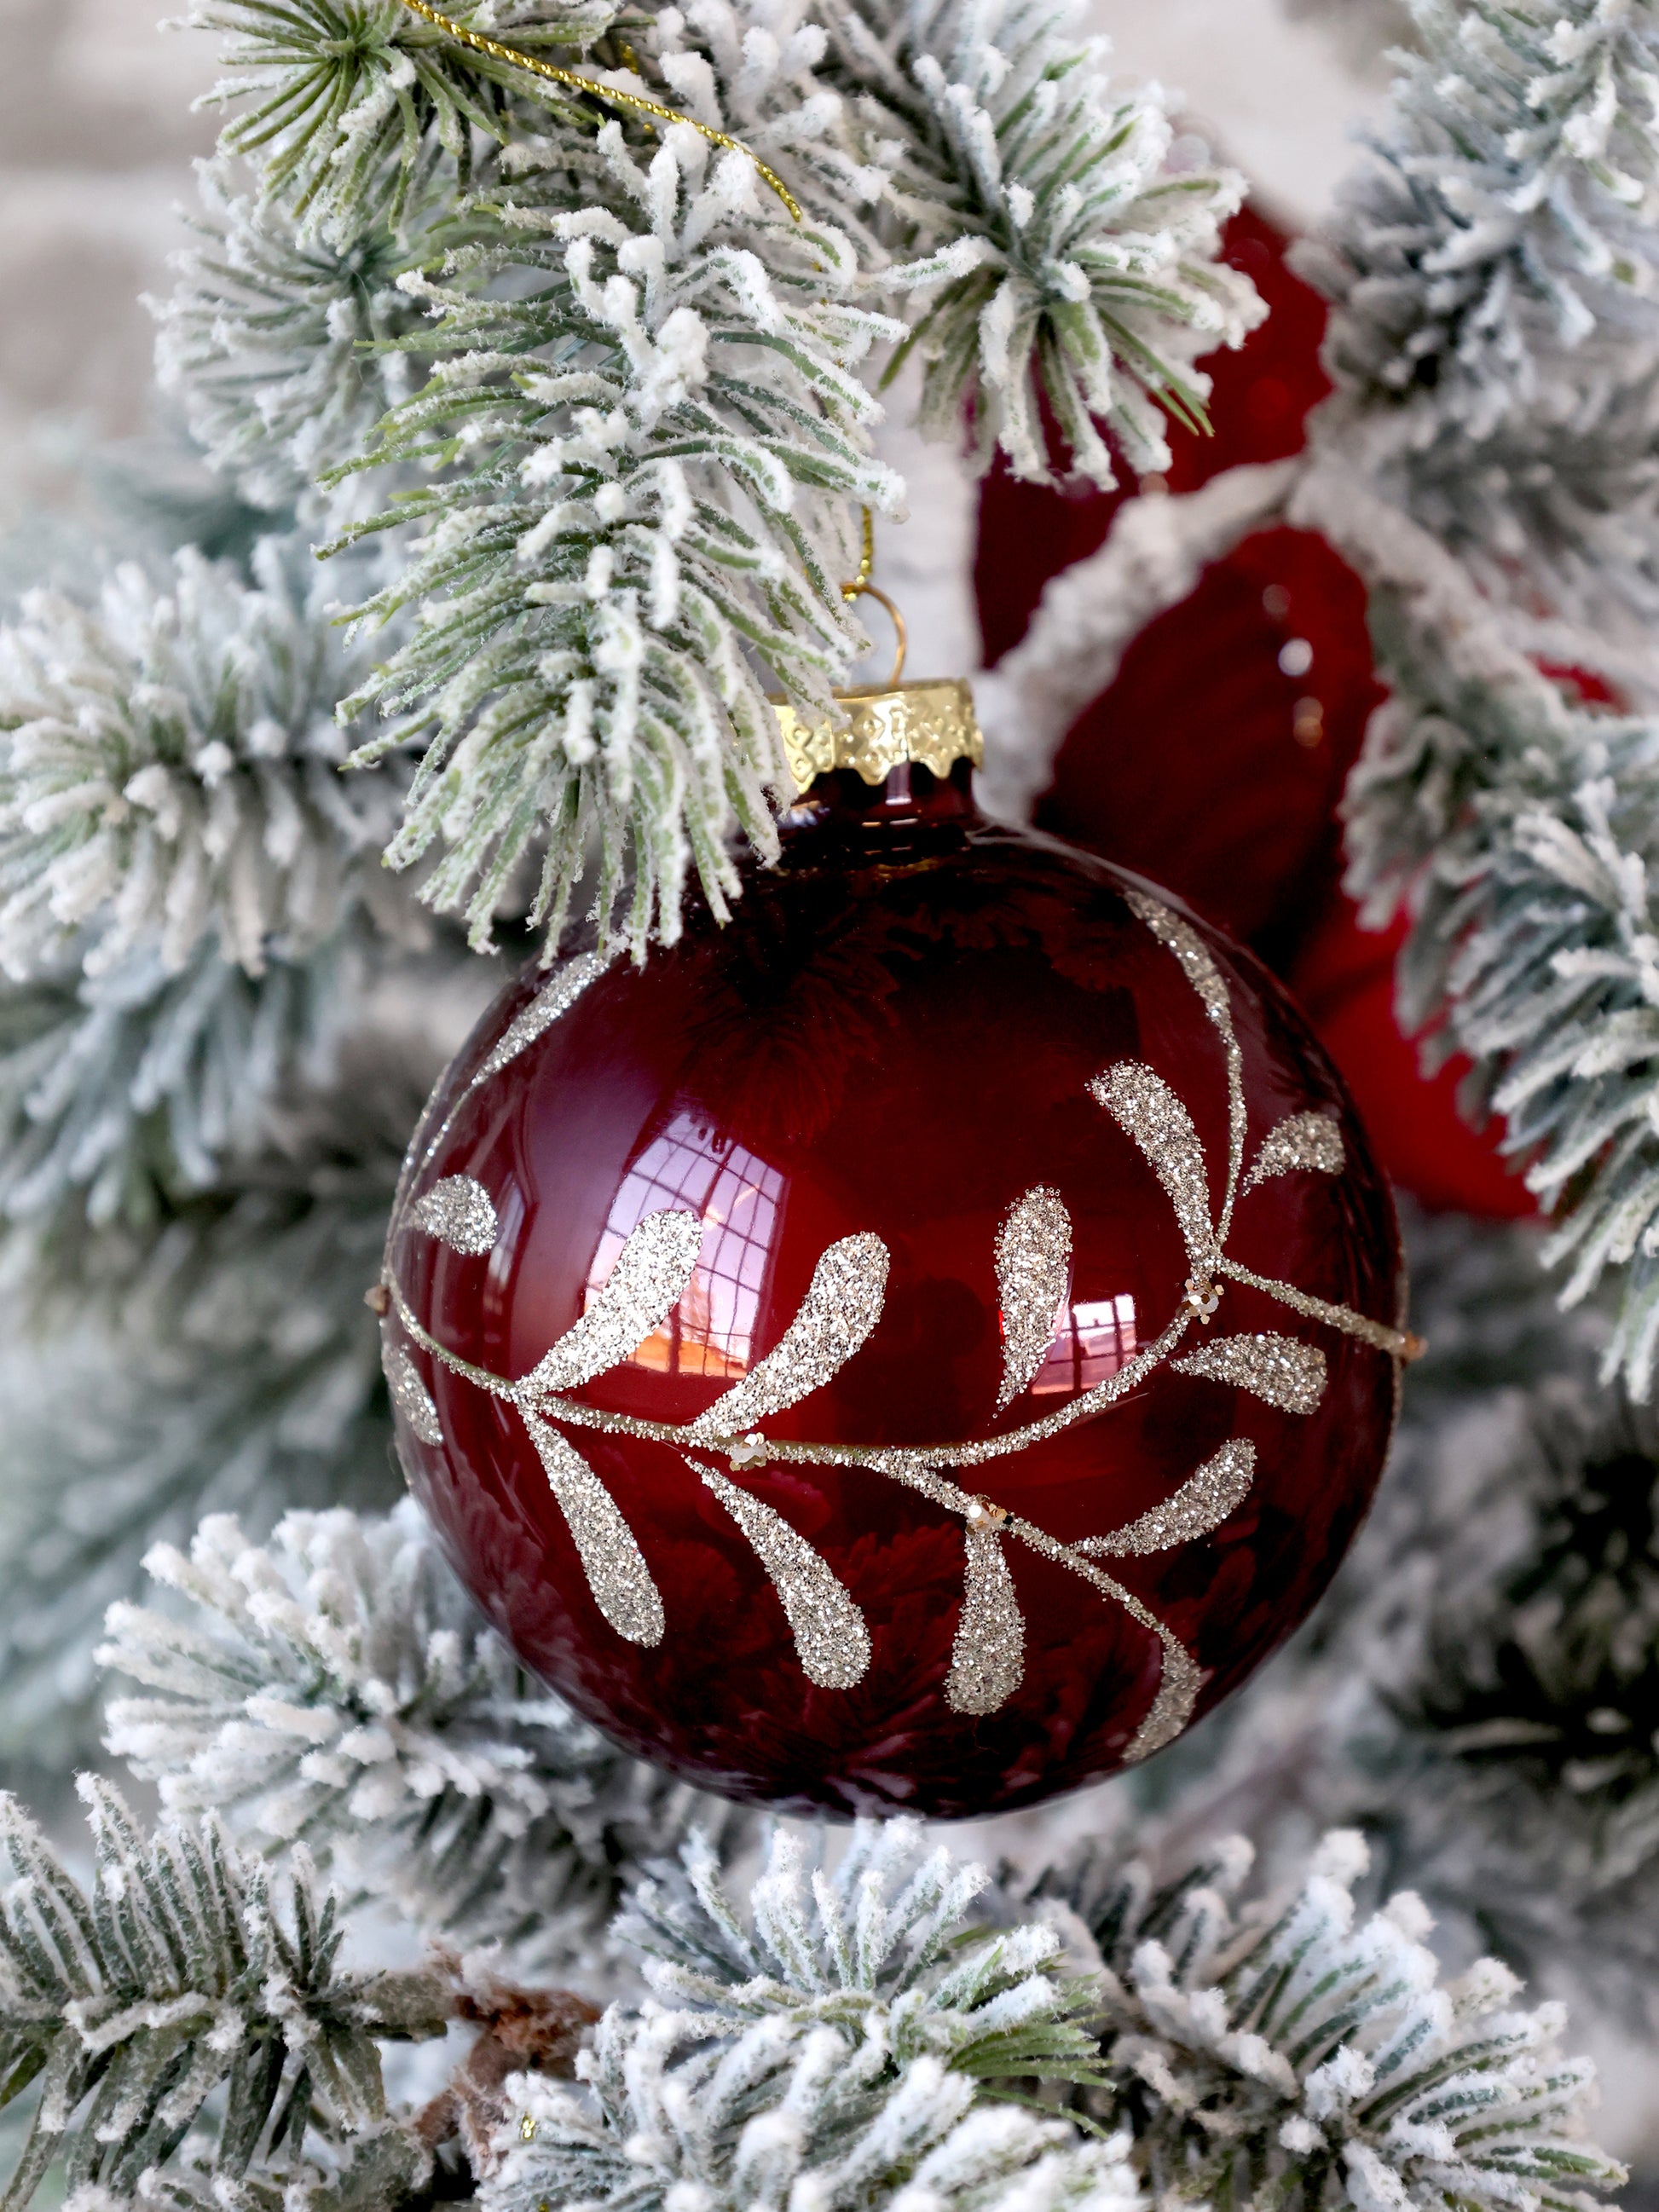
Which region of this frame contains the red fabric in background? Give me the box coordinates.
[973,205,1535,1217]
[1289,900,1538,1220]
[1037,523,1381,965]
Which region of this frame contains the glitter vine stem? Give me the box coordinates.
[1219,1259,1424,1359]
[383,1276,1203,1755]
[384,1273,1199,1480]
[392,0,805,222]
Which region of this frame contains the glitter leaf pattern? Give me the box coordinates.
[523,1209,704,1398]
[1129,1639,1202,1760]
[994,1187,1072,1410]
[388,888,1416,1749]
[1082,1440,1257,1556]
[384,1336,444,1447]
[524,1412,665,1646]
[479,951,611,1083]
[1174,1333,1328,1414]
[698,1466,870,1689]
[411,1175,499,1256]
[1090,1062,1217,1268]
[1124,889,1230,1025]
[1124,892,1247,1241]
[1246,1111,1345,1191]
[689,1233,890,1439]
[945,1525,1026,1713]
[399,947,610,1209]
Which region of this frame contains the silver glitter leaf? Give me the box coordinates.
[690,1233,889,1439]
[1126,1639,1202,1763]
[1083,1439,1257,1556]
[1174,1333,1327,1414]
[522,1209,704,1398]
[401,952,611,1204]
[1124,890,1229,1028]
[945,1525,1026,1713]
[384,1335,444,1447]
[411,1175,499,1257]
[1245,1112,1345,1191]
[1124,889,1248,1244]
[1219,1259,1415,1359]
[698,1465,870,1689]
[1090,1062,1217,1266]
[994,1187,1072,1411]
[525,1412,664,1645]
[479,951,611,1083]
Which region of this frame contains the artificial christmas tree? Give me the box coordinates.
[0,0,1654,2196]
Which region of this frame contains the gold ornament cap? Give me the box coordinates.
[772,679,985,799]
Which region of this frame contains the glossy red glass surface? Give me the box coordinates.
[384,765,1403,1819]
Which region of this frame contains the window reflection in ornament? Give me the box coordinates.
[586,1112,784,1377]
[1030,1294,1138,1395]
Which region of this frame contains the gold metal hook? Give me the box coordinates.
[841,580,907,688]
[840,509,905,685]
[393,0,805,222]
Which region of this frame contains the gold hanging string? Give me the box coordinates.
[393,0,804,222]
[842,505,876,599]
[841,507,906,685]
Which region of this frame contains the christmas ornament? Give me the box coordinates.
[1036,524,1381,964]
[379,682,1413,1820]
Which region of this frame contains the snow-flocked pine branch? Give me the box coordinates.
[153,162,439,523]
[0,1778,452,2212]
[831,0,1264,487]
[477,1820,1624,2212]
[100,1502,745,1969]
[0,536,412,989]
[488,1820,1130,2212]
[1263,0,1659,1391]
[179,0,1260,955]
[1038,1826,1627,2211]
[0,517,488,1752]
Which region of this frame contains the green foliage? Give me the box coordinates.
[1321,490,1659,1391]
[1307,0,1659,432]
[488,1824,1130,2212]
[620,1822,1110,2096]
[101,1502,744,1966]
[857,0,1263,485]
[1297,0,1659,1382]
[1408,1386,1659,1888]
[335,96,900,954]
[0,535,408,986]
[0,935,377,1269]
[154,162,438,519]
[189,0,611,245]
[180,0,1259,954]
[1042,1829,1627,2212]
[0,1780,450,2212]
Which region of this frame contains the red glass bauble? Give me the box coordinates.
[1036,524,1382,967]
[973,204,1534,1217]
[380,760,1409,1819]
